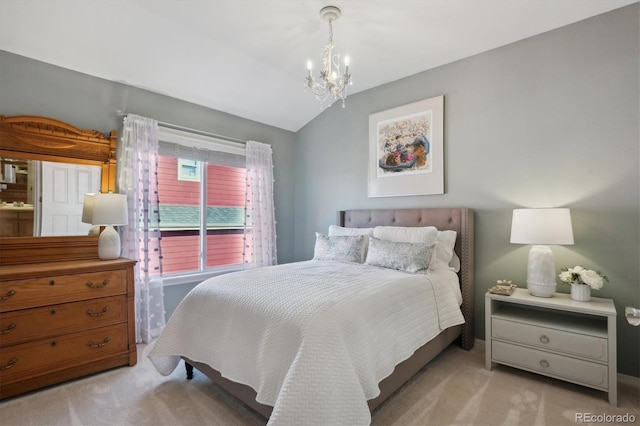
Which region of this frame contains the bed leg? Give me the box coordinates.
[185,361,194,380]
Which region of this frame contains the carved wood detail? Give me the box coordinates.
[0,115,116,168]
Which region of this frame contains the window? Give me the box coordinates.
[157,126,247,283]
[176,159,200,182]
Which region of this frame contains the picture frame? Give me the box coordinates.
[368,95,444,197]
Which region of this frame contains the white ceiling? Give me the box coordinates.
[0,0,636,132]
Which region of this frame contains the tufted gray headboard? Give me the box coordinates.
[338,208,474,350]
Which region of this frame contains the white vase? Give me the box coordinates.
[571,283,591,301]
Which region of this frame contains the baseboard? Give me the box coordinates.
[618,373,640,388]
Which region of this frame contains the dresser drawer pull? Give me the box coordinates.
[86,279,110,289]
[87,306,111,317]
[539,359,550,369]
[87,336,111,348]
[539,335,550,344]
[0,289,16,301]
[49,280,55,286]
[0,323,16,335]
[0,358,17,371]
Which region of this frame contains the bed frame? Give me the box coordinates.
[184,207,474,418]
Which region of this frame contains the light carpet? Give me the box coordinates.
[1,341,638,425]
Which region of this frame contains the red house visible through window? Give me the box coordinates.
[157,156,247,275]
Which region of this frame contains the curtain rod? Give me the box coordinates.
[116,110,246,145]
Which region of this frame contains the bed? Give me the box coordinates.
[149,207,474,425]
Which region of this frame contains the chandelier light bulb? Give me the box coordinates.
[307,60,313,70]
[344,56,350,66]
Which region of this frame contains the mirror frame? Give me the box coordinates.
[0,115,117,265]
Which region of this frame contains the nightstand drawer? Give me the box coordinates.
[492,340,608,389]
[492,317,607,362]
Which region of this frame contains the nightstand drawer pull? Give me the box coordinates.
[0,323,16,335]
[87,306,110,317]
[49,280,55,286]
[86,279,110,289]
[87,336,111,348]
[0,289,16,301]
[539,335,550,344]
[0,358,17,371]
[539,359,549,368]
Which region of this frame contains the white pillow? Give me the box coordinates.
[433,230,460,272]
[313,233,366,264]
[373,226,438,245]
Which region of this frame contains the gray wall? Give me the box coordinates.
[293,5,639,377]
[0,49,296,315]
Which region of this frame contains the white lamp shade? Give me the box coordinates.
[81,193,96,224]
[510,208,574,245]
[91,193,128,226]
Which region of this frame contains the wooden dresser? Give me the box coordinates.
[0,257,137,399]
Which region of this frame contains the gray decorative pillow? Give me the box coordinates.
[328,225,375,257]
[365,236,434,274]
[313,233,366,263]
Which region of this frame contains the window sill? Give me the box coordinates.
[162,264,244,287]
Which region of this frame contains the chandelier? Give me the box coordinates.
[305,5,352,108]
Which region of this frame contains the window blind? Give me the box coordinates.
[158,126,245,168]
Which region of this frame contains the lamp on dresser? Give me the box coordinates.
[510,208,574,297]
[81,193,101,236]
[89,192,128,260]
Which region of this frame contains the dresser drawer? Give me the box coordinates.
[0,323,128,382]
[492,340,608,389]
[0,295,127,347]
[492,317,607,362]
[0,269,126,312]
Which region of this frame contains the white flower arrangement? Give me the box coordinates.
[559,265,609,290]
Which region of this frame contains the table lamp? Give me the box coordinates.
[81,193,101,236]
[91,192,128,260]
[510,208,574,297]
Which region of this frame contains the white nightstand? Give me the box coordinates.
[485,288,617,405]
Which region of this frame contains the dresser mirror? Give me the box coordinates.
[0,115,117,265]
[0,157,102,237]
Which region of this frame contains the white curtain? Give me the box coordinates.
[244,140,277,268]
[118,114,165,343]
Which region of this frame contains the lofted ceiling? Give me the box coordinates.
[0,0,636,132]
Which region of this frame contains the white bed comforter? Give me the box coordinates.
[149,260,464,426]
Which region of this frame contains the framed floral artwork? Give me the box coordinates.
[368,95,444,197]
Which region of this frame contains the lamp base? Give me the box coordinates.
[526,245,557,297]
[98,225,121,260]
[527,281,557,298]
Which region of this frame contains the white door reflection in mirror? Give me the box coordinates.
[40,161,101,236]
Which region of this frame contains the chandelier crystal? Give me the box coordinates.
[305,6,352,108]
